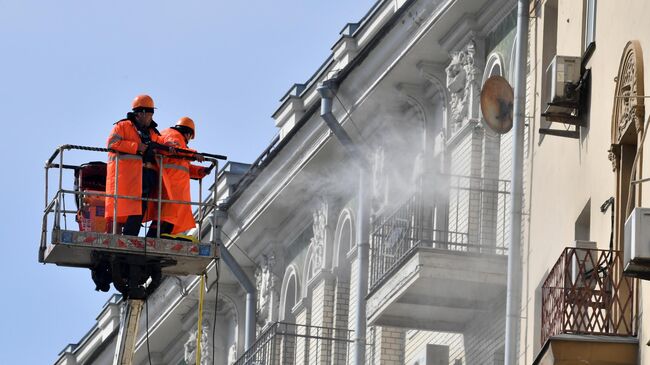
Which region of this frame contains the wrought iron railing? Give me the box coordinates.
[369,175,510,290]
[541,247,638,345]
[234,322,353,365]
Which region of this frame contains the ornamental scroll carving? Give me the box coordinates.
[309,199,328,278]
[255,253,278,329]
[184,322,212,365]
[611,41,645,149]
[446,40,481,131]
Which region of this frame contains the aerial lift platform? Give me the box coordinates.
[40,144,226,365]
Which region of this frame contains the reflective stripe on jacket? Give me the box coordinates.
[105,119,161,222]
[150,128,203,234]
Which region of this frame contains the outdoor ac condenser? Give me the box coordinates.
[544,55,581,115]
[624,207,650,279]
[546,55,581,103]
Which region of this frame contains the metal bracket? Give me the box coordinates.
[538,128,580,139]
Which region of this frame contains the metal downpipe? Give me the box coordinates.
[354,170,370,365]
[504,0,529,364]
[317,82,370,365]
[219,241,256,350]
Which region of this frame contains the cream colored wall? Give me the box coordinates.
[555,0,583,56]
[525,0,650,363]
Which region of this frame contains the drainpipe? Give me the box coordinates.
[317,81,370,365]
[317,81,367,167]
[504,1,528,364]
[219,244,256,350]
[211,210,256,351]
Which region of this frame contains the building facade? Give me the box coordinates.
[53,0,558,364]
[522,0,648,364]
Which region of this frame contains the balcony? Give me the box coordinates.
[366,175,510,331]
[535,247,638,365]
[234,322,353,365]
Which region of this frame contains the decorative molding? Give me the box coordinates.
[611,40,645,147]
[417,61,449,105]
[255,253,279,329]
[481,52,505,85]
[446,39,483,133]
[440,16,480,52]
[333,207,355,271]
[608,145,619,172]
[307,269,336,290]
[307,198,329,282]
[395,82,430,128]
[183,320,213,365]
[438,0,512,52]
[279,264,300,321]
[346,243,359,261]
[446,119,480,149]
[291,296,311,317]
[479,0,516,36]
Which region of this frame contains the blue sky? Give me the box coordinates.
[0,1,375,363]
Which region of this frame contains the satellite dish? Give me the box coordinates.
[480,75,514,134]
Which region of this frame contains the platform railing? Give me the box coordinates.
[369,174,510,291]
[40,144,221,262]
[234,322,354,365]
[541,247,638,345]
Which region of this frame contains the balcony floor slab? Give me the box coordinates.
[533,334,638,365]
[367,247,507,331]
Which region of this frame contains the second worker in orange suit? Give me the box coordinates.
[146,117,208,237]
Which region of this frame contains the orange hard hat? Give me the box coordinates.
[176,116,196,138]
[131,94,155,110]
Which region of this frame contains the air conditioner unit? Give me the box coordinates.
[624,207,650,279]
[541,55,583,137]
[546,55,581,106]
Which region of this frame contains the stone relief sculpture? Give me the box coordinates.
[255,253,278,329]
[184,323,212,365]
[310,199,328,277]
[446,40,481,131]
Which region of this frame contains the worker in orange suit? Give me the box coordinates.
[105,94,163,237]
[146,117,208,237]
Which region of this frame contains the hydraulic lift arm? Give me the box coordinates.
[113,299,145,365]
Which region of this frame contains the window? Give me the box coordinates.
[583,0,596,50]
[538,0,558,143]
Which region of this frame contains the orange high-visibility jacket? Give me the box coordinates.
[105,119,161,223]
[155,128,205,234]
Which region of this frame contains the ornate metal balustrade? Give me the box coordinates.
[541,247,638,345]
[369,175,510,290]
[234,322,353,365]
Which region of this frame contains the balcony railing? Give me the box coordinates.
[234,322,353,365]
[369,175,510,290]
[541,247,638,345]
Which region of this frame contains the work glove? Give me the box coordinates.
[198,167,209,178]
